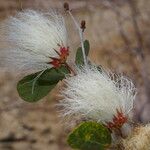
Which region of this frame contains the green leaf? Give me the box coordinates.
[75,40,90,66]
[17,66,69,102]
[67,122,111,150]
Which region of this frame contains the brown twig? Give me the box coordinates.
[98,0,132,51]
[64,63,76,76]
[127,0,144,60]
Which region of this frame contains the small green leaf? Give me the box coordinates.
[83,40,90,56]
[75,40,90,66]
[67,122,111,150]
[17,66,69,102]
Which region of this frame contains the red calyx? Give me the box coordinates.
[49,46,69,68]
[106,109,127,130]
[49,57,61,68]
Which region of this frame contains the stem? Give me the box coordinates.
[115,128,126,139]
[65,63,76,76]
[80,31,88,66]
[68,11,88,66]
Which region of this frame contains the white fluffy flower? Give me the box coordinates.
[0,10,68,74]
[59,66,136,129]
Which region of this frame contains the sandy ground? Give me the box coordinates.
[0,0,150,149]
[0,71,71,150]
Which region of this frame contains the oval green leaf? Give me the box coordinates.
[75,40,90,66]
[17,66,69,102]
[67,122,111,150]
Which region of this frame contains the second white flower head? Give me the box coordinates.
[60,66,136,129]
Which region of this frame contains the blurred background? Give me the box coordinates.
[0,0,150,149]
